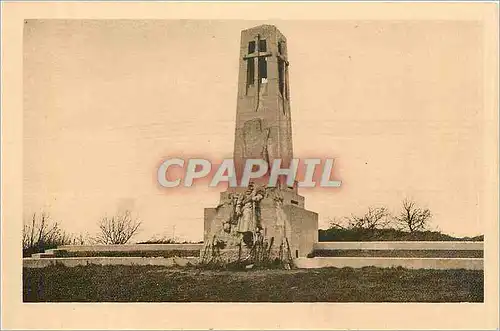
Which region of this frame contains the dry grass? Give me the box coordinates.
[23,265,483,302]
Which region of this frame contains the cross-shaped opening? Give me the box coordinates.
[278,58,285,96]
[259,39,267,52]
[259,57,268,84]
[247,58,255,86]
[248,41,256,54]
[278,41,287,99]
[245,39,269,87]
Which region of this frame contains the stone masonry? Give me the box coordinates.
[202,25,318,264]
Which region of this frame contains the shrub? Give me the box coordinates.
[94,210,142,245]
[394,198,432,232]
[22,213,73,257]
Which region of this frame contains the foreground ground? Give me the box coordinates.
[23,265,483,302]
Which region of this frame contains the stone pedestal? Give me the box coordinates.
[202,185,317,265]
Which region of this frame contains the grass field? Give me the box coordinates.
[23,265,483,302]
[311,249,483,258]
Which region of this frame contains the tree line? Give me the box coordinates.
[319,198,484,242]
[329,198,432,233]
[23,210,143,257]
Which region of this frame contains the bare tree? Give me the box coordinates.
[23,212,73,255]
[95,210,142,244]
[394,198,432,232]
[347,207,391,230]
[71,232,91,245]
[328,216,348,230]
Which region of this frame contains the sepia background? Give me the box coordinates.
[3,2,498,330]
[24,19,484,242]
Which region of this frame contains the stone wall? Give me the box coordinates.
[23,256,199,269]
[284,205,318,258]
[294,257,484,270]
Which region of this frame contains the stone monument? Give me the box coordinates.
[201,25,318,267]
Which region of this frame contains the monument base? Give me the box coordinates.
[201,185,318,266]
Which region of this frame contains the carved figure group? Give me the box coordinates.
[222,182,265,246]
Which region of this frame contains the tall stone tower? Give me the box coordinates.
[232,25,293,185]
[202,25,318,265]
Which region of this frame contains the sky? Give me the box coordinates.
[23,19,485,242]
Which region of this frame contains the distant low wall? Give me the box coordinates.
[314,241,483,251]
[56,243,204,252]
[294,257,483,270]
[24,242,484,270]
[23,256,199,268]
